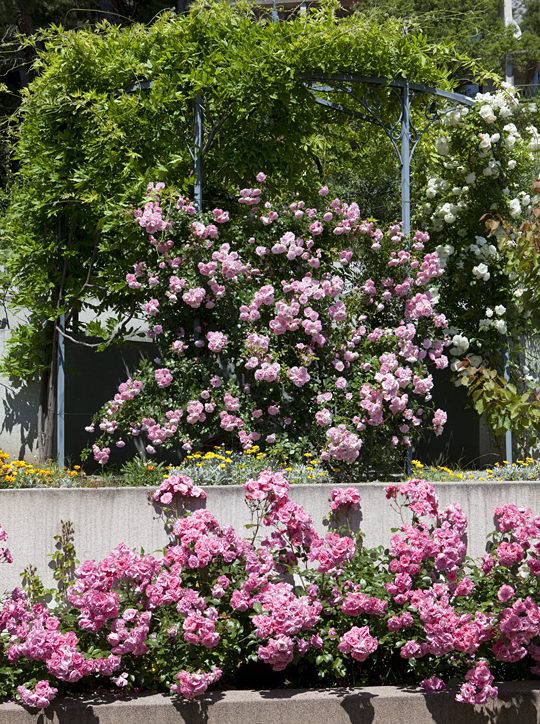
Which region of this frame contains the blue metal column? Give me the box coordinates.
[401,81,413,475]
[194,95,204,211]
[57,313,65,468]
[503,344,513,463]
[400,81,411,239]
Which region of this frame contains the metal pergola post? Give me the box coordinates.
[193,95,204,211]
[400,81,411,239]
[57,313,65,469]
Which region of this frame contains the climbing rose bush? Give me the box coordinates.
[1,476,540,709]
[416,85,540,395]
[88,178,450,476]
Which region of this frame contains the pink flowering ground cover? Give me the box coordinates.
[86,176,450,479]
[1,475,539,711]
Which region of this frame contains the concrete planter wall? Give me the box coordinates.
[1,481,539,592]
[1,683,539,724]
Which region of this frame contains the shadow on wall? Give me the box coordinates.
[423,683,540,724]
[0,328,156,465]
[0,378,41,460]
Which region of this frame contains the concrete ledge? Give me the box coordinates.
[1,481,540,591]
[1,683,540,724]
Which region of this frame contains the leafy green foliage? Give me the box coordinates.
[359,0,537,75]
[1,1,459,385]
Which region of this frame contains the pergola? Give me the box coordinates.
[56,72,512,469]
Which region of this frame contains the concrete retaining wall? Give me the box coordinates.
[1,481,539,592]
[1,683,539,724]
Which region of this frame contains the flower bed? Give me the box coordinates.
[1,474,540,712]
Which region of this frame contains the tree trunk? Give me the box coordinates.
[37,323,57,461]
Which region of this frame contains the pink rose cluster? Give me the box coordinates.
[330,487,361,511]
[155,368,173,389]
[323,424,362,463]
[206,331,228,353]
[171,667,222,698]
[337,625,378,661]
[92,444,110,465]
[152,473,206,506]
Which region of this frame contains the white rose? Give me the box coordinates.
[508,198,521,218]
[485,308,493,318]
[494,305,506,315]
[478,133,492,151]
[493,319,507,333]
[472,263,490,281]
[455,336,469,348]
[465,172,476,184]
[479,104,496,123]
[435,137,449,154]
[508,159,517,169]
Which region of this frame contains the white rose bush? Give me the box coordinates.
[416,85,540,437]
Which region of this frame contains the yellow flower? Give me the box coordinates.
[219,464,225,469]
